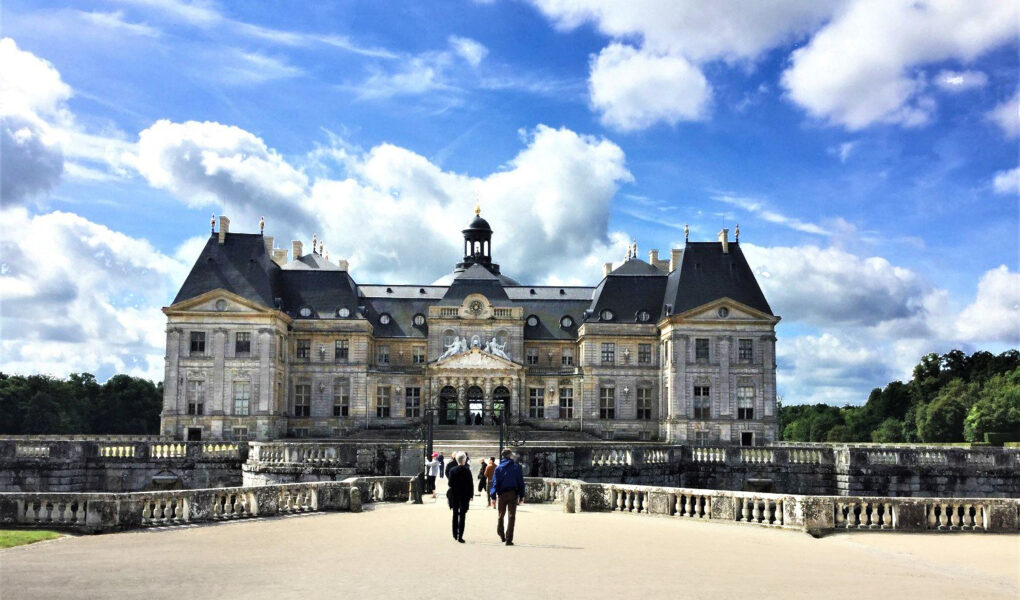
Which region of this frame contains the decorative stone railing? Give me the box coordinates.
[0,439,249,463]
[0,476,420,534]
[523,477,1020,536]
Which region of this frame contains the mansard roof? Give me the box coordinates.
[586,258,669,324]
[664,242,773,317]
[173,233,281,308]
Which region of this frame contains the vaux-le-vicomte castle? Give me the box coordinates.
[161,210,780,444]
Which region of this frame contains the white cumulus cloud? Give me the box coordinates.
[955,266,1020,344]
[992,166,1020,196]
[987,92,1020,139]
[933,69,988,92]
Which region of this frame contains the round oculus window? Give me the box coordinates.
[413,314,426,327]
[214,299,227,311]
[637,310,651,322]
[717,307,729,318]
[600,309,614,321]
[560,316,574,328]
[526,315,539,327]
[337,307,350,318]
[468,300,484,315]
[299,307,312,317]
[379,313,391,325]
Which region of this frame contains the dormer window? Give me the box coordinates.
[526,315,539,327]
[559,316,573,328]
[413,314,426,327]
[600,309,614,321]
[299,306,312,318]
[379,313,392,325]
[636,309,651,322]
[337,307,350,318]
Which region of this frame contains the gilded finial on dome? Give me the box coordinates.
[474,203,481,216]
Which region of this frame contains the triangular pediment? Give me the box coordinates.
[432,348,520,371]
[674,297,780,323]
[163,289,280,316]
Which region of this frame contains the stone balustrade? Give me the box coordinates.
[0,476,418,534]
[523,477,1020,536]
[0,439,249,463]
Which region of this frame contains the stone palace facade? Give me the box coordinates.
[161,210,780,444]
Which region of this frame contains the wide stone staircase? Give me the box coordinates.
[347,425,603,459]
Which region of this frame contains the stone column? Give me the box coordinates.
[258,328,273,415]
[457,381,466,425]
[164,328,182,415]
[718,337,730,417]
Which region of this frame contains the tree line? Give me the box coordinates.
[0,373,162,435]
[779,350,1020,444]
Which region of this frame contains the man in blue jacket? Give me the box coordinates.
[489,448,525,546]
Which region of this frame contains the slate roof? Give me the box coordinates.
[171,232,774,338]
[664,242,773,316]
[173,234,281,307]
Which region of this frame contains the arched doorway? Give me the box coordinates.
[439,386,458,425]
[466,386,484,426]
[492,386,510,426]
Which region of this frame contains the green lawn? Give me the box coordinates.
[0,529,63,549]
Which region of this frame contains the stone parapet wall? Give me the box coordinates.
[242,442,419,485]
[0,475,419,534]
[525,477,1020,537]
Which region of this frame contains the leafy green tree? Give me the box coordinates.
[963,368,1020,442]
[915,379,979,442]
[871,418,905,443]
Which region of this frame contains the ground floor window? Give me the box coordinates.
[405,387,421,417]
[376,386,391,418]
[693,386,711,420]
[695,431,709,446]
[636,387,653,420]
[558,387,573,419]
[599,386,615,419]
[294,384,311,417]
[233,381,250,416]
[187,380,205,415]
[529,388,544,419]
[333,378,350,417]
[737,386,754,420]
[741,431,754,446]
[232,426,249,441]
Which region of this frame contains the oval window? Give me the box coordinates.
[637,310,651,322]
[560,316,574,328]
[215,299,227,311]
[413,314,426,327]
[299,307,312,318]
[717,307,729,318]
[600,309,614,321]
[337,307,350,318]
[526,315,539,327]
[379,313,392,325]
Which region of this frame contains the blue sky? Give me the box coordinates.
[1,0,1017,405]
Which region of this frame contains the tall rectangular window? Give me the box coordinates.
[376,386,391,418]
[559,387,573,419]
[638,343,651,364]
[636,387,653,420]
[234,332,251,356]
[738,339,753,363]
[233,381,250,415]
[601,342,615,364]
[599,386,615,419]
[737,386,755,420]
[695,431,710,446]
[561,348,574,366]
[413,347,426,364]
[294,384,311,417]
[693,386,711,419]
[232,427,249,441]
[189,331,206,355]
[296,339,311,360]
[186,380,204,415]
[334,339,349,362]
[405,387,421,417]
[377,345,390,365]
[526,348,539,365]
[333,378,350,417]
[528,388,545,418]
[695,338,710,361]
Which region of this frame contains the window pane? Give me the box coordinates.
[233,382,250,415]
[334,340,349,362]
[695,338,709,360]
[638,344,651,364]
[235,332,251,355]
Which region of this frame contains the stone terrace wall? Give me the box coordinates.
[0,439,246,493]
[242,442,420,486]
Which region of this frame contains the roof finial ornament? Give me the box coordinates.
[325,250,329,261]
[684,223,689,242]
[318,241,324,255]
[312,233,317,254]
[735,223,740,242]
[259,216,265,235]
[210,213,216,233]
[474,202,481,216]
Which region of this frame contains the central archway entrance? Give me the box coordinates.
[492,385,510,425]
[466,386,484,426]
[439,386,458,425]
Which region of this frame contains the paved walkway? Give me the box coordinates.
[2,473,1017,599]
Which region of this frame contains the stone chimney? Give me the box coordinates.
[670,248,683,272]
[272,249,288,266]
[338,259,349,272]
[218,216,230,244]
[603,262,613,278]
[264,236,274,255]
[292,240,303,259]
[648,249,659,264]
[718,228,729,254]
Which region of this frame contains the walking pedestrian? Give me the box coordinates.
[446,452,474,543]
[476,459,487,495]
[437,453,445,479]
[489,449,525,545]
[484,457,496,508]
[424,452,442,497]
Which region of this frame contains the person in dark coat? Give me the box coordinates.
[489,448,525,545]
[446,452,474,542]
[476,459,487,495]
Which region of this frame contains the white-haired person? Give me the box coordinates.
[446,451,475,542]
